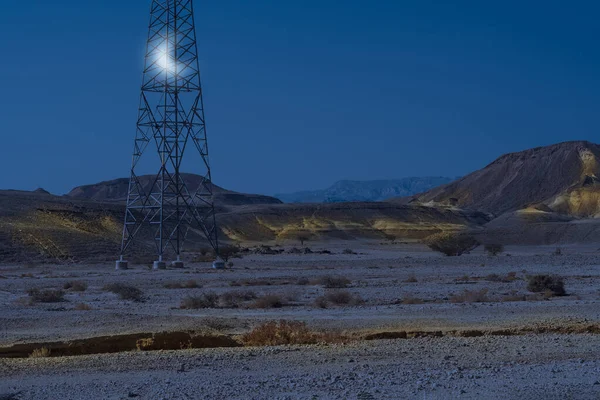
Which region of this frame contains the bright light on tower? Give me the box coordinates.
[156,48,173,71]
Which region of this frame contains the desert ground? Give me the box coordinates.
[1,241,600,399]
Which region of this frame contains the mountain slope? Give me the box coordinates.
[276,177,453,203]
[396,141,600,217]
[66,174,283,207]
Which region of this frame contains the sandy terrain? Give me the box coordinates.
[1,242,600,399]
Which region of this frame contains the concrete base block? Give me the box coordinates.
[115,260,129,270]
[212,260,226,270]
[171,260,185,269]
[153,261,167,270]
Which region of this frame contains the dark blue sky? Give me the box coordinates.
[1,0,599,195]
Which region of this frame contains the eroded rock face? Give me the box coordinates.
[396,141,600,217]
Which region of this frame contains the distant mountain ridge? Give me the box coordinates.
[66,173,283,207]
[395,141,600,218]
[275,177,454,203]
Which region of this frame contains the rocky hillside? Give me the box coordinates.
[397,141,600,217]
[275,177,453,203]
[66,174,282,207]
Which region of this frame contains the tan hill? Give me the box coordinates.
[396,141,600,217]
[0,189,490,263]
[66,173,282,207]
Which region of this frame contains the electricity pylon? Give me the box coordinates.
[116,0,220,270]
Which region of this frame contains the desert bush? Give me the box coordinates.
[527,275,565,296]
[484,243,504,256]
[296,233,311,246]
[315,275,351,289]
[249,294,285,309]
[296,277,310,286]
[103,283,144,302]
[218,245,242,262]
[74,303,92,311]
[241,320,345,346]
[29,347,51,358]
[401,295,425,305]
[314,296,329,308]
[164,280,200,289]
[404,274,418,283]
[27,288,64,303]
[485,272,518,283]
[342,248,357,255]
[553,247,563,256]
[425,232,480,256]
[325,290,363,305]
[450,289,489,303]
[180,292,219,309]
[219,290,257,308]
[63,281,88,292]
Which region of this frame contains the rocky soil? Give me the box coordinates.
[1,242,600,399]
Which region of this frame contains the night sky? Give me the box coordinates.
[1,0,599,195]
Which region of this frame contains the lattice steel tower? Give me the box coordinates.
[116,0,220,270]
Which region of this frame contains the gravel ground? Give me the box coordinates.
[2,334,600,399]
[1,243,600,398]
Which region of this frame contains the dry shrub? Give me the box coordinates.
[219,290,257,308]
[218,245,242,262]
[527,275,565,296]
[315,275,351,289]
[180,292,219,309]
[401,295,424,305]
[342,249,357,255]
[450,289,489,303]
[249,294,286,309]
[553,247,563,256]
[74,303,92,311]
[484,243,504,256]
[29,347,51,358]
[485,272,518,283]
[164,280,200,289]
[103,283,144,302]
[316,290,364,307]
[27,288,64,303]
[425,232,480,256]
[404,275,418,283]
[241,320,345,346]
[296,277,310,286]
[63,281,88,292]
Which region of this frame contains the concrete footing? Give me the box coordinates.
[171,260,185,269]
[212,260,226,270]
[153,261,167,270]
[115,260,129,270]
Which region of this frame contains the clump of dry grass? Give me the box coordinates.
[241,320,346,346]
[74,303,92,311]
[29,347,51,358]
[103,283,144,302]
[63,280,88,292]
[315,290,364,308]
[527,275,565,296]
[180,292,219,309]
[425,232,480,256]
[342,248,357,255]
[484,272,518,283]
[484,243,504,256]
[404,274,418,283]
[219,290,257,308]
[164,280,200,289]
[400,295,425,305]
[450,289,489,303]
[27,288,64,303]
[249,294,286,309]
[315,275,351,289]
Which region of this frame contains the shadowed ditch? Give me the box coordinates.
[2,323,600,359]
